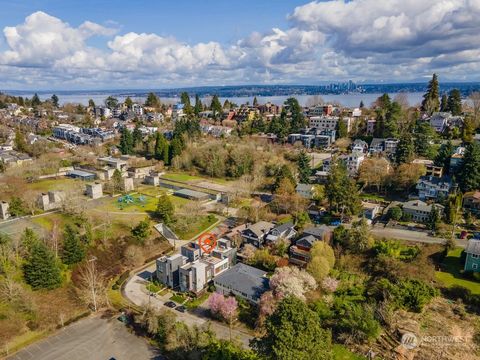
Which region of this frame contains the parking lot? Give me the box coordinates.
[7,315,163,360]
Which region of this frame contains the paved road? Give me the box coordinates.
[7,315,163,360]
[370,224,468,248]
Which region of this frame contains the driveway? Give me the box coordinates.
[7,315,163,360]
[123,264,253,347]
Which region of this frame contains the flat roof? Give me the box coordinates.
[68,169,96,177]
[174,188,210,199]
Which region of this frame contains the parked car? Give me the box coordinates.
[175,305,186,313]
[164,301,176,308]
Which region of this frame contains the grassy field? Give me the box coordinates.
[332,345,366,360]
[26,177,80,193]
[173,215,218,240]
[95,194,157,213]
[31,212,76,232]
[162,172,204,182]
[436,247,480,295]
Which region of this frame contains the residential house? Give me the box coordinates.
[351,139,368,153]
[240,221,275,248]
[416,176,452,201]
[296,183,315,199]
[449,147,465,175]
[428,112,464,133]
[362,202,381,220]
[289,225,332,266]
[156,254,187,289]
[213,263,269,304]
[265,222,297,245]
[402,200,444,223]
[464,239,480,272]
[412,159,443,177]
[463,191,480,215]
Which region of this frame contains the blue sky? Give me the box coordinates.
[1,0,480,90]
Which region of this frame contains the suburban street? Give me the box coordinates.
[6,315,163,360]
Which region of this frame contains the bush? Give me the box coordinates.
[388,206,402,221]
[337,303,381,343]
[372,239,420,261]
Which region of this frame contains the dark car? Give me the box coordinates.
[175,305,186,313]
[164,301,176,308]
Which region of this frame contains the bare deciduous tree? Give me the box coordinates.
[76,259,108,312]
[468,91,480,126]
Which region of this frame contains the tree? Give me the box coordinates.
[440,94,448,112]
[23,241,62,290]
[124,96,133,108]
[358,157,391,192]
[88,99,96,108]
[208,293,238,339]
[31,93,41,107]
[154,132,169,164]
[180,92,193,115]
[325,158,361,216]
[284,97,306,133]
[194,94,203,116]
[297,150,311,184]
[387,206,403,221]
[427,206,441,233]
[14,129,27,153]
[462,115,476,143]
[337,303,381,343]
[8,196,27,217]
[414,122,436,158]
[307,242,335,283]
[145,92,161,108]
[395,133,415,164]
[253,96,258,106]
[336,117,348,138]
[468,91,480,126]
[211,95,223,118]
[76,259,107,312]
[269,266,317,301]
[104,96,118,109]
[252,296,332,360]
[155,193,174,224]
[51,94,59,108]
[62,224,85,265]
[169,136,184,163]
[458,142,480,192]
[131,218,152,243]
[119,127,134,155]
[434,141,454,172]
[203,339,259,360]
[421,73,440,114]
[132,124,143,147]
[393,163,426,192]
[447,89,462,115]
[111,169,123,195]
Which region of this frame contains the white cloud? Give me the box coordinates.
[2,2,480,88]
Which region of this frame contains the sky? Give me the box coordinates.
[1,0,480,90]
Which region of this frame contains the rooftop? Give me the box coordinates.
[466,239,480,256]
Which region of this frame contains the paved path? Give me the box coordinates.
[370,224,468,248]
[6,315,163,360]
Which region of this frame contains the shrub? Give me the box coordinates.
[387,206,402,221]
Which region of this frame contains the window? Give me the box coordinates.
[473,264,478,270]
[472,254,479,259]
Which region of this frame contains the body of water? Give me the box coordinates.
[26,92,425,108]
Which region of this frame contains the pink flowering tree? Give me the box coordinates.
[321,276,339,293]
[208,292,238,340]
[269,266,317,301]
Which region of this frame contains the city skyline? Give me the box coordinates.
[1,0,480,90]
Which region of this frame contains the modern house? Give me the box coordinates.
[416,176,452,201]
[156,254,187,289]
[240,221,275,248]
[402,200,444,223]
[213,263,269,304]
[464,239,480,272]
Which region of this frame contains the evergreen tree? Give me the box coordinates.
[51,94,59,108]
[211,95,223,118]
[88,99,96,108]
[434,141,454,172]
[427,206,440,233]
[14,130,27,153]
[440,94,448,112]
[284,97,306,133]
[112,169,123,195]
[297,150,311,184]
[23,241,62,290]
[132,124,143,147]
[325,159,361,216]
[458,142,480,192]
[119,127,134,155]
[336,117,348,138]
[253,96,258,106]
[145,92,160,108]
[374,94,391,137]
[105,96,119,109]
[31,93,41,107]
[462,115,476,143]
[124,96,133,108]
[154,132,169,164]
[414,122,436,158]
[395,133,415,164]
[194,94,203,116]
[252,296,332,360]
[421,73,440,114]
[62,224,85,265]
[447,89,462,115]
[359,100,364,108]
[385,101,401,138]
[155,193,174,224]
[169,136,184,163]
[21,227,39,254]
[180,92,192,115]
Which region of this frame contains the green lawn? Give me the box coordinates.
[146,283,163,293]
[436,247,480,295]
[185,292,210,310]
[333,344,366,360]
[162,172,204,182]
[96,194,157,213]
[26,178,80,193]
[31,213,76,232]
[173,215,218,240]
[170,294,187,304]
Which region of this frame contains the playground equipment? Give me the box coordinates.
[116,194,148,208]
